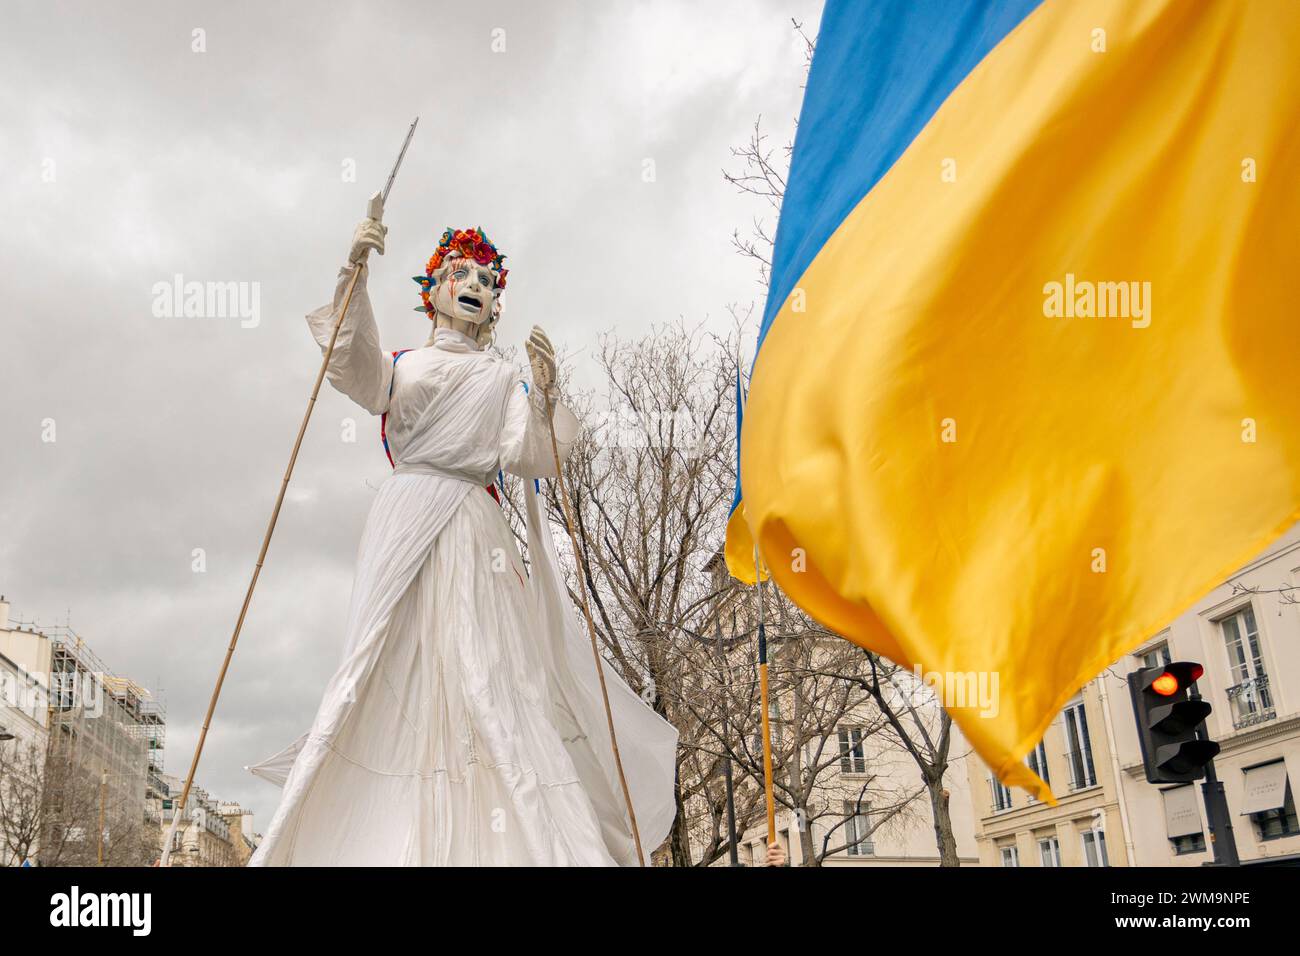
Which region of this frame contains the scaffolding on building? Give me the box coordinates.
[33,624,159,865]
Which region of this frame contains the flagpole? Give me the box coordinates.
[736,350,777,850]
[159,117,419,866]
[754,545,776,849]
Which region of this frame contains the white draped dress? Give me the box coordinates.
[248,263,678,866]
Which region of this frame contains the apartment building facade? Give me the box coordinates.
[968,523,1300,866]
[0,597,160,865]
[966,675,1127,867]
[697,554,978,866]
[1110,523,1300,865]
[733,717,979,866]
[218,801,260,866]
[151,774,244,867]
[0,599,52,865]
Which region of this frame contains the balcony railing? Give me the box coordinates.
[1226,675,1274,729]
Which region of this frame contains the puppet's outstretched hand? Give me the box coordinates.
[526,325,558,412]
[348,191,387,265]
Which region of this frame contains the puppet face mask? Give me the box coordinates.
[432,255,497,329]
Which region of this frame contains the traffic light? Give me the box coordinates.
[1128,661,1220,783]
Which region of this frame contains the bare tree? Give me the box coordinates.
[683,577,924,867]
[1230,579,1299,608]
[495,317,951,866]
[815,649,966,865]
[524,320,756,865]
[32,734,157,868]
[0,740,45,865]
[492,320,749,863]
[722,116,787,289]
[721,18,815,290]
[524,321,927,866]
[0,733,156,867]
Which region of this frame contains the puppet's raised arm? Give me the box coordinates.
[305,236,392,416]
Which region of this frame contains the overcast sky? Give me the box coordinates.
[0,0,823,833]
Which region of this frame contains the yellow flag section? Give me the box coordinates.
[724,498,764,586]
[739,0,1300,801]
[725,373,768,585]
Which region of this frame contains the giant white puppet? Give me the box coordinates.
[248,203,678,866]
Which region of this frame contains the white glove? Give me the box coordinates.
[525,325,557,408]
[348,191,387,265]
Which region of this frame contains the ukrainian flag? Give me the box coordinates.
[727,0,1300,800]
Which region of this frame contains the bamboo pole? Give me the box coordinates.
[542,394,646,866]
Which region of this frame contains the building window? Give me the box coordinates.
[1063,698,1097,790]
[1141,642,1172,669]
[843,801,874,857]
[1081,827,1109,867]
[1000,845,1020,867]
[771,696,785,750]
[1253,793,1299,840]
[1221,605,1273,729]
[1038,836,1061,867]
[990,775,1013,812]
[1171,832,1206,855]
[1025,740,1050,788]
[838,727,867,774]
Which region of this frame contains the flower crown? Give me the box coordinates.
[411,227,507,317]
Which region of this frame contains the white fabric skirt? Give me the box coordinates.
[276,488,615,866]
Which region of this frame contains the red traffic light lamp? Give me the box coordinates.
[1151,672,1180,696]
[1150,662,1203,697]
